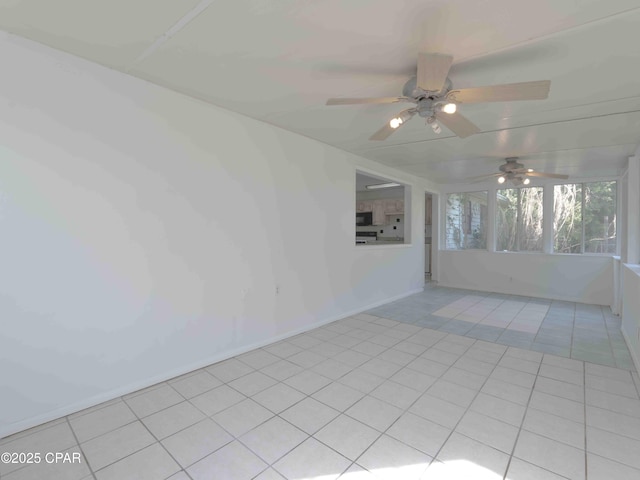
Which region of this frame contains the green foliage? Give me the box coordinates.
[496,187,543,251]
[554,181,616,253]
[448,182,616,254]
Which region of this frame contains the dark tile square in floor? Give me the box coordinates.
[533,333,572,348]
[465,325,503,342]
[438,319,476,335]
[365,285,633,371]
[497,331,537,343]
[530,343,571,357]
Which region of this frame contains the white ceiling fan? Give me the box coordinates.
[325,53,551,140]
[468,157,569,186]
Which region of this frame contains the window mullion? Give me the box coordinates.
[581,183,585,254]
[487,187,496,252]
[543,184,554,253]
[517,189,522,251]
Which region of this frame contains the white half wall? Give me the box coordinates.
[621,265,640,372]
[0,34,434,437]
[438,250,614,305]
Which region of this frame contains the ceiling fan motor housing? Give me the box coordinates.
[500,158,524,173]
[403,76,454,119]
[402,76,452,102]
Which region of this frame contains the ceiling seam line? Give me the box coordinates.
[384,143,638,168]
[454,5,640,66]
[359,108,640,152]
[125,0,217,72]
[499,94,640,118]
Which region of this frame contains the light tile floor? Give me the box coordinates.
[368,283,635,369]
[1,287,639,480]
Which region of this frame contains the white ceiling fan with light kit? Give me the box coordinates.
[468,157,569,186]
[326,52,551,140]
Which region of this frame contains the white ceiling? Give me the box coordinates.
[1,0,639,184]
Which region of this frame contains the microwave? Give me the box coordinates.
[356,212,373,226]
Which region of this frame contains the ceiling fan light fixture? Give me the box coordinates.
[498,176,506,184]
[527,168,534,172]
[427,117,442,134]
[389,117,403,129]
[442,102,457,114]
[523,177,531,185]
[389,111,414,129]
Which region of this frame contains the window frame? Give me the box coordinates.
[553,180,618,255]
[354,169,412,248]
[495,185,545,253]
[444,191,488,250]
[441,176,620,256]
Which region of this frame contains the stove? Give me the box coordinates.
[355,231,377,244]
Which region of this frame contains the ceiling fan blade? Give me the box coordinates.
[435,111,481,138]
[326,97,411,106]
[525,171,569,179]
[369,110,415,141]
[370,123,397,141]
[467,173,502,183]
[417,53,453,92]
[447,80,551,104]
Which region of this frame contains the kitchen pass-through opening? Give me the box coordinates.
[355,170,411,246]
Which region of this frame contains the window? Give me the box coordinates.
[554,181,616,254]
[496,187,544,252]
[445,192,487,249]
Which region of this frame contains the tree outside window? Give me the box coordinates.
[554,181,616,254]
[496,187,544,252]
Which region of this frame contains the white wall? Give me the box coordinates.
[436,179,620,305]
[621,265,640,371]
[619,149,640,370]
[0,34,434,438]
[438,251,614,305]
[623,155,640,264]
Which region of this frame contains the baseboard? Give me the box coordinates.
[0,286,423,439]
[436,280,610,306]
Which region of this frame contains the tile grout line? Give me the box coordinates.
[358,334,510,475]
[165,320,393,478]
[238,319,424,478]
[312,329,465,478]
[64,416,98,480]
[268,326,464,477]
[419,337,517,476]
[121,383,194,480]
[83,382,190,478]
[500,353,563,480]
